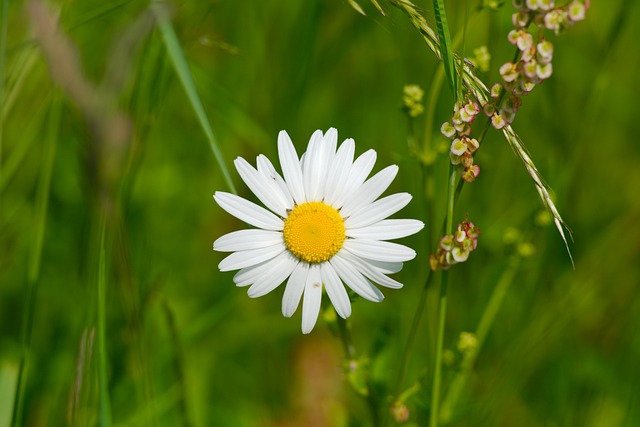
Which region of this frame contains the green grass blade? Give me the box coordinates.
[2,47,38,124]
[432,0,457,101]
[97,214,113,427]
[11,94,60,427]
[0,0,9,211]
[346,0,366,15]
[151,2,237,194]
[0,363,18,427]
[0,95,49,194]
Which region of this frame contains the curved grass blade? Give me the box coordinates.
[151,2,237,194]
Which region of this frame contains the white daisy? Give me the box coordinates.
[213,128,424,333]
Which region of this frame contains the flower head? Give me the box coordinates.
[213,128,424,333]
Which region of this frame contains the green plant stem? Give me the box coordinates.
[11,97,60,427]
[151,1,236,194]
[429,270,449,427]
[0,0,8,216]
[337,315,355,359]
[429,164,456,427]
[421,62,444,249]
[393,269,435,395]
[337,316,380,426]
[97,214,113,427]
[439,256,520,423]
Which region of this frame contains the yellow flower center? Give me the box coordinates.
[283,202,345,263]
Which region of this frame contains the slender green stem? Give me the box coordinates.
[0,0,8,216]
[151,1,236,194]
[12,97,60,427]
[337,315,380,426]
[337,315,355,359]
[439,256,520,423]
[429,164,456,427]
[163,301,192,427]
[429,271,449,427]
[97,214,113,427]
[393,270,435,396]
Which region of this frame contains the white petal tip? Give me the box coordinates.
[337,309,351,319]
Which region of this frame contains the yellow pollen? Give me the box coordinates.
[283,202,345,263]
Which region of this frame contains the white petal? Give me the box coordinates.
[256,155,294,210]
[360,259,403,274]
[214,229,283,252]
[320,262,351,319]
[342,239,416,262]
[301,264,323,334]
[302,129,326,202]
[333,149,377,209]
[282,262,308,317]
[214,192,283,231]
[247,251,298,298]
[277,131,306,205]
[234,157,289,217]
[324,138,355,207]
[318,128,338,200]
[218,242,286,272]
[330,252,384,302]
[346,219,424,241]
[339,251,403,289]
[344,193,413,229]
[340,165,398,218]
[234,258,279,287]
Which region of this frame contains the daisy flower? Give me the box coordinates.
[213,128,424,333]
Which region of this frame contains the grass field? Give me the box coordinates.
[1,0,640,426]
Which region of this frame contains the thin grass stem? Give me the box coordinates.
[392,269,435,396]
[428,164,456,427]
[151,1,237,194]
[337,316,380,426]
[11,95,60,427]
[0,0,8,215]
[439,256,520,422]
[337,315,356,360]
[97,214,113,427]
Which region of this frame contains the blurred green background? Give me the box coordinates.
[1,0,639,426]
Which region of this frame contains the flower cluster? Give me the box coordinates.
[471,46,491,73]
[485,0,588,129]
[441,100,481,182]
[402,84,425,118]
[429,219,480,271]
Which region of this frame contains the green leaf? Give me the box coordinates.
[151,2,237,194]
[433,0,458,102]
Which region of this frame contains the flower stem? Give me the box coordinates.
[393,269,435,396]
[439,256,520,422]
[337,315,380,426]
[337,314,355,359]
[429,164,457,427]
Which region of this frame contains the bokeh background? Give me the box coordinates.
[1,0,639,426]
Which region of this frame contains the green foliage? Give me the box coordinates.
[1,0,640,426]
[432,0,458,101]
